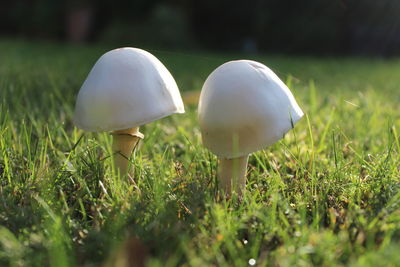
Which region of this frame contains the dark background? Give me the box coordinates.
[1,0,400,56]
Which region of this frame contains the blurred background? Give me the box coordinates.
[1,0,400,56]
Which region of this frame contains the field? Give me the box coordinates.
[1,40,400,266]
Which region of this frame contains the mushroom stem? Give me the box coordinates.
[112,127,144,177]
[218,155,249,197]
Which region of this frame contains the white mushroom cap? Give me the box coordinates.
[74,47,184,132]
[198,60,303,159]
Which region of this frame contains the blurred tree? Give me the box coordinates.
[65,0,94,42]
[263,0,343,54]
[346,0,400,56]
[1,0,400,55]
[99,2,193,48]
[190,0,259,50]
[0,0,64,39]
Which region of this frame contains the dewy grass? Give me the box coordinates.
[0,40,400,266]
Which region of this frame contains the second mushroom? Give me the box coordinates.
[198,60,303,197]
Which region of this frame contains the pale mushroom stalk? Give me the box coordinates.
[218,155,248,196]
[112,127,144,177]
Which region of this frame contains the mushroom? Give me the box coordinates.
[74,47,184,177]
[198,60,303,196]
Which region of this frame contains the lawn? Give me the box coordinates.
[0,40,399,266]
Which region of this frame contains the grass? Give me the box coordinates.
[0,40,400,266]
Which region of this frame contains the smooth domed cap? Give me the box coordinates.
[74,47,184,132]
[198,60,303,159]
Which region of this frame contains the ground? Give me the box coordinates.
[0,40,399,266]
